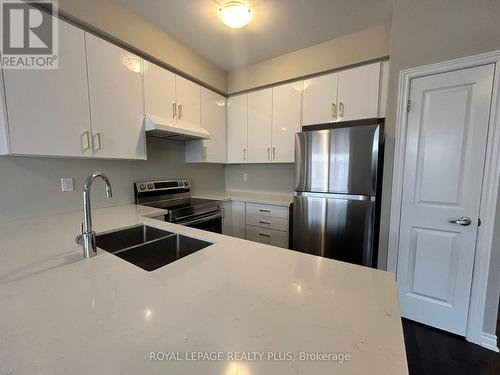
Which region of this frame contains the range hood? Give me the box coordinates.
[144,115,210,141]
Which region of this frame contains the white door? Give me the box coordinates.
[143,61,176,126]
[247,88,272,163]
[175,76,201,129]
[397,64,495,335]
[337,62,380,122]
[302,72,338,126]
[3,20,92,157]
[272,82,302,162]
[227,94,248,163]
[85,33,145,159]
[185,88,226,163]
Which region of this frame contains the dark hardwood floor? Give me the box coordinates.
[402,319,500,374]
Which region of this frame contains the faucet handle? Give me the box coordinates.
[75,223,84,245]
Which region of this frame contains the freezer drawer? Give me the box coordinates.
[292,194,375,266]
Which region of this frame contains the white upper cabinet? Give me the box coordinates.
[378,60,390,118]
[175,76,201,129]
[337,62,380,121]
[272,82,302,162]
[227,94,248,163]
[85,33,145,159]
[143,61,176,125]
[185,88,226,163]
[1,20,92,157]
[302,72,338,126]
[247,88,272,163]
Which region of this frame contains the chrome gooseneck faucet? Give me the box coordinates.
[76,172,113,258]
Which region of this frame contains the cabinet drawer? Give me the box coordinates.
[246,203,289,219]
[246,214,288,231]
[246,225,289,248]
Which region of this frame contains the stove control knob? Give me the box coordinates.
[139,184,146,190]
[184,181,189,186]
[147,183,154,189]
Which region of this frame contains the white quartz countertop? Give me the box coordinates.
[193,190,294,206]
[0,204,407,374]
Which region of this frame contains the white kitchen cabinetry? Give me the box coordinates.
[185,88,226,163]
[221,201,232,235]
[245,203,289,248]
[0,20,92,157]
[85,33,145,159]
[378,60,390,118]
[175,75,201,129]
[302,62,381,126]
[143,61,176,125]
[231,201,247,239]
[337,63,380,121]
[271,83,302,162]
[302,72,338,126]
[227,94,248,163]
[247,88,272,163]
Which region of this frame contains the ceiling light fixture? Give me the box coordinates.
[219,1,253,29]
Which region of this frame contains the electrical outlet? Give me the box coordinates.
[61,178,74,192]
[243,173,248,182]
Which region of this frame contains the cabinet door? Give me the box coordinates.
[143,61,176,125]
[3,20,92,157]
[185,88,226,163]
[337,62,380,121]
[227,94,248,163]
[231,201,246,239]
[175,75,201,129]
[302,72,338,126]
[221,202,232,235]
[247,88,272,163]
[85,33,145,159]
[272,83,302,162]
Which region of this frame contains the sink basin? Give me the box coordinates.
[96,225,212,271]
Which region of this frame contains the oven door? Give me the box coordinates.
[175,210,222,234]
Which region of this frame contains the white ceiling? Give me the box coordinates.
[119,0,392,71]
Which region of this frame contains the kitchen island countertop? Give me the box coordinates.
[0,204,407,374]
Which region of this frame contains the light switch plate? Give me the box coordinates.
[61,178,74,192]
[243,173,248,182]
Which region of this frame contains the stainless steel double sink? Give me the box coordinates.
[96,225,212,271]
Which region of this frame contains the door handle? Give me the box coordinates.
[178,104,183,119]
[272,146,276,160]
[93,132,102,151]
[243,147,247,161]
[267,147,270,160]
[339,102,344,118]
[81,131,91,151]
[331,103,337,119]
[259,232,271,237]
[449,217,472,226]
[172,102,177,119]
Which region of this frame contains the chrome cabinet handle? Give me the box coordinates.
[259,209,270,213]
[449,217,472,226]
[202,146,207,161]
[272,146,276,160]
[259,220,271,225]
[93,132,102,151]
[339,102,344,118]
[81,131,91,151]
[331,103,337,119]
[259,232,271,237]
[178,104,183,119]
[243,147,247,161]
[267,147,270,160]
[172,102,177,119]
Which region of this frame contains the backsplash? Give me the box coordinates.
[225,163,294,194]
[0,138,225,222]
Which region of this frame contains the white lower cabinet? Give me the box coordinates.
[221,202,232,236]
[246,226,289,248]
[245,203,289,248]
[230,201,247,239]
[85,33,146,159]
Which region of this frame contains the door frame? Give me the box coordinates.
[387,50,500,350]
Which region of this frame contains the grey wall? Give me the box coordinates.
[225,164,294,194]
[0,138,224,222]
[228,23,391,94]
[382,0,500,335]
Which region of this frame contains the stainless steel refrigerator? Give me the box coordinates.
[291,120,383,267]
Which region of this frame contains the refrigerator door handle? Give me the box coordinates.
[295,191,374,201]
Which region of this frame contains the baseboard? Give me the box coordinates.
[481,332,499,352]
